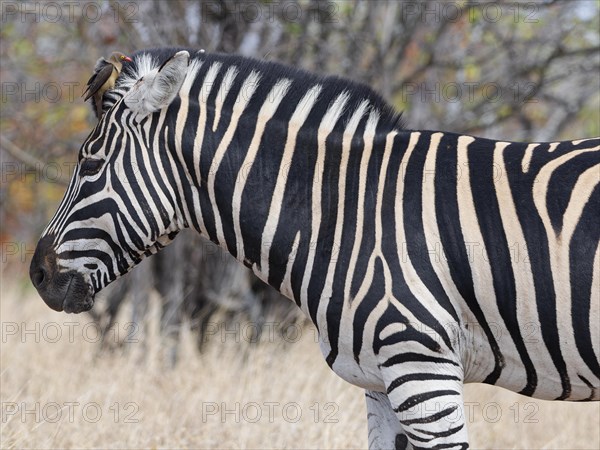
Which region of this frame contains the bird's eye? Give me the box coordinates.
[80,158,104,177]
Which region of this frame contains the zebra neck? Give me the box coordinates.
[158,55,403,308]
[176,94,397,309]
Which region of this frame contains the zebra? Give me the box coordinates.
[30,47,599,449]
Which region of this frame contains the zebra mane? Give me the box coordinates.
[102,47,404,131]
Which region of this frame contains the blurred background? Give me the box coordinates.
[1,1,599,448]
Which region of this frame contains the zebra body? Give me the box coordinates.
[31,48,599,449]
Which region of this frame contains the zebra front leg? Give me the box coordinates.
[379,355,469,449]
[365,390,412,450]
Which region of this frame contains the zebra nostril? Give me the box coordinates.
[32,267,47,288]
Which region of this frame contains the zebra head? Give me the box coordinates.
[30,50,192,313]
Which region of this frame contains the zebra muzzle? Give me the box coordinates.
[30,235,94,313]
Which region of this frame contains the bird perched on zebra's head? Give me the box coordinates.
[82,51,132,120]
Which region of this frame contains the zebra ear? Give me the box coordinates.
[125,50,190,117]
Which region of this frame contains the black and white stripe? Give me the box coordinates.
[34,48,599,449]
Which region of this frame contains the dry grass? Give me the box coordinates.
[1,281,598,450]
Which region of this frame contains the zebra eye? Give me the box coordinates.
[80,158,104,177]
